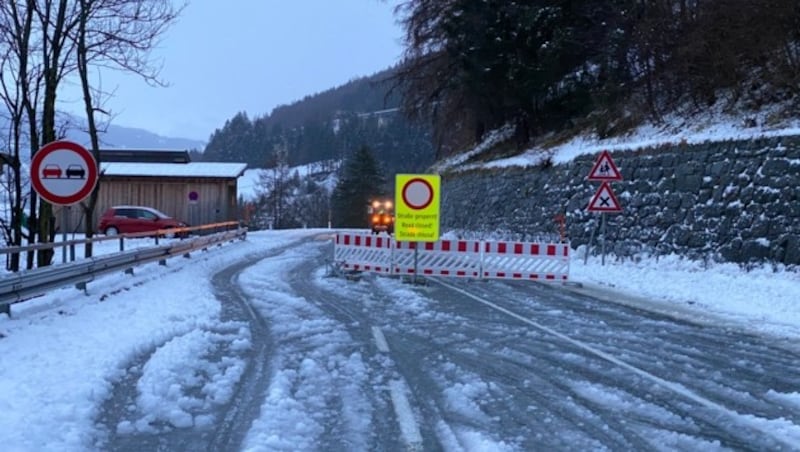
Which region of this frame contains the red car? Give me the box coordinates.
[98,205,188,237]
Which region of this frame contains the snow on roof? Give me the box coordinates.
[100,162,247,178]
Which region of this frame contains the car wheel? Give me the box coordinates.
[105,226,119,236]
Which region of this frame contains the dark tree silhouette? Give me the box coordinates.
[330,145,386,228]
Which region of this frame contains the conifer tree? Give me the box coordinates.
[330,145,386,228]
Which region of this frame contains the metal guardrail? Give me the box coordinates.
[1,221,242,263]
[0,224,247,316]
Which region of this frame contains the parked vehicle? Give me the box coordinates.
[368,198,394,234]
[98,205,188,237]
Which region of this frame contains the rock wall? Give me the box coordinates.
[440,136,800,265]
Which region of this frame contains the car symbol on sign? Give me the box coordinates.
[66,164,86,179]
[42,164,62,179]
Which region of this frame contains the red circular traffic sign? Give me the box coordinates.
[30,140,98,205]
[401,177,434,210]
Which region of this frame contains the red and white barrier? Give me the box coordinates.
[481,241,570,281]
[333,233,392,274]
[393,239,482,278]
[332,232,570,281]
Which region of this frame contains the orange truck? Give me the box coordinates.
[368,198,394,234]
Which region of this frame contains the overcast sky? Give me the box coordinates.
[61,1,404,142]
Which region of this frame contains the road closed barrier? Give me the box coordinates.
[333,233,393,275]
[393,238,481,278]
[481,241,570,281]
[333,232,570,281]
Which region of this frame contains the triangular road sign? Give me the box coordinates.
[587,150,622,181]
[587,181,623,213]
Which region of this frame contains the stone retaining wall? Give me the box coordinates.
[440,136,800,265]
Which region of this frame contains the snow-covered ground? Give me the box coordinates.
[0,228,798,450]
[572,249,800,340]
[434,104,800,172]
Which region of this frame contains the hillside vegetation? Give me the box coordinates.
[207,1,799,179]
[393,0,800,161]
[199,69,435,177]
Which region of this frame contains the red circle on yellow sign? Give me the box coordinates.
[401,177,434,210]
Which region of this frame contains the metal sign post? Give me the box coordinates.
[62,207,68,263]
[601,212,607,266]
[413,245,419,285]
[586,151,623,265]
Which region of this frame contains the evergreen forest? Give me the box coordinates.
[203,1,799,173]
[206,0,800,230]
[198,69,436,178]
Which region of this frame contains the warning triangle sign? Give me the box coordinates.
[587,150,622,181]
[587,182,623,213]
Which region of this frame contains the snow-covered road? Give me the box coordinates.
[2,230,799,451]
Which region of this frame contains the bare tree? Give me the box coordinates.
[0,0,183,267]
[73,0,183,257]
[28,0,81,267]
[257,144,297,229]
[0,1,43,270]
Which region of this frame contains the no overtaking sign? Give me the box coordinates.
[30,140,98,205]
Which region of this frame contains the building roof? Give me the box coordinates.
[100,149,191,164]
[100,162,247,179]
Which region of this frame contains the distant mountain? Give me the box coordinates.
[202,66,436,175]
[65,123,206,151]
[1,115,206,161]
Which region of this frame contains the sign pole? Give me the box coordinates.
[413,244,419,285]
[601,212,607,266]
[61,207,68,263]
[585,150,623,266]
[584,220,596,266]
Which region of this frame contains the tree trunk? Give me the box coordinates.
[78,0,98,258]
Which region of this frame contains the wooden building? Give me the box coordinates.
[55,150,247,233]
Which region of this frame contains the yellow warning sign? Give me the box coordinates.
[395,174,441,242]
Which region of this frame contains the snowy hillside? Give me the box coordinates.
[237,161,340,202]
[435,103,800,173]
